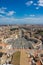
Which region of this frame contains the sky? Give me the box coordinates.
[0,0,43,24]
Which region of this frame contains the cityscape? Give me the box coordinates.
[0,24,43,65]
[0,0,43,65]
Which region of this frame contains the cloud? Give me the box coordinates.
[0,10,5,14]
[0,7,16,17]
[24,14,35,17]
[0,7,6,14]
[29,14,35,17]
[18,17,43,24]
[1,7,7,10]
[33,3,37,6]
[0,14,3,17]
[33,0,43,7]
[7,11,16,16]
[0,16,43,24]
[38,0,43,6]
[25,1,33,6]
[36,7,39,9]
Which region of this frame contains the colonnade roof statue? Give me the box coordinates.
[4,37,42,50]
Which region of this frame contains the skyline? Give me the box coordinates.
[0,0,43,24]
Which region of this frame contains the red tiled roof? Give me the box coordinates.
[36,60,42,65]
[0,43,7,47]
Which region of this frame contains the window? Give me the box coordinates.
[0,46,2,49]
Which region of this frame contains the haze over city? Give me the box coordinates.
[0,0,43,24]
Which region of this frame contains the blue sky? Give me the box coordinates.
[0,0,43,24]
